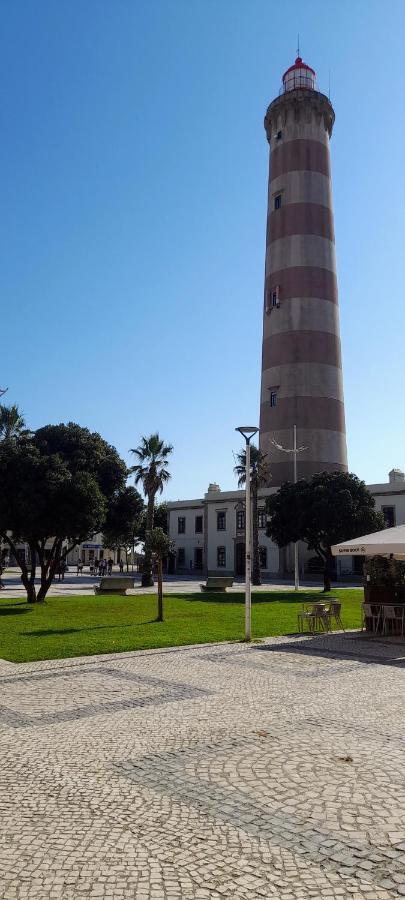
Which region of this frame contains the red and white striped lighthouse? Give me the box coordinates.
[259,56,348,485]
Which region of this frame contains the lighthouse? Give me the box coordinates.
[259,56,348,485]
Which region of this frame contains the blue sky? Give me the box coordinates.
[1,0,404,500]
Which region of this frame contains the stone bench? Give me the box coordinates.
[94,577,135,595]
[200,577,234,593]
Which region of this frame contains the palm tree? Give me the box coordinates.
[234,445,271,585]
[0,404,27,441]
[130,433,173,586]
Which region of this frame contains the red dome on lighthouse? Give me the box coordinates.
[282,56,316,92]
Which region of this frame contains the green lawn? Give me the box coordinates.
[0,589,364,663]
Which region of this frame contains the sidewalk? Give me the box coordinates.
[0,568,360,599]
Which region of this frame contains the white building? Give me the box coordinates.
[167,482,281,578]
[167,469,405,579]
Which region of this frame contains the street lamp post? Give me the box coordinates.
[235,425,259,641]
[271,425,308,592]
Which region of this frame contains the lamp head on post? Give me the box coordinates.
[235,426,259,445]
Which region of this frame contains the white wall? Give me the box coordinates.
[168,503,205,572]
[167,489,279,576]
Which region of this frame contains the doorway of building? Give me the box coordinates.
[194,548,203,570]
[235,542,245,576]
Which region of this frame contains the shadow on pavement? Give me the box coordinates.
[252,632,405,668]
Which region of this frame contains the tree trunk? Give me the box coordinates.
[1,534,38,602]
[36,542,61,602]
[25,544,39,603]
[142,494,155,587]
[25,580,38,603]
[251,479,261,586]
[323,550,333,592]
[157,557,163,621]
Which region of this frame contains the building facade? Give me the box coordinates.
[167,483,279,578]
[1,534,121,569]
[168,470,405,579]
[260,56,348,485]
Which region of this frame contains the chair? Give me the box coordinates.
[362,603,382,633]
[306,603,329,634]
[297,604,313,633]
[325,601,345,632]
[395,606,405,636]
[382,605,404,637]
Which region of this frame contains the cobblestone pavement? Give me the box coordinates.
[1,631,405,899]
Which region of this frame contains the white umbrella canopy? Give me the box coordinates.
[331,525,405,559]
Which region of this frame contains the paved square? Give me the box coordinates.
[1,632,405,899]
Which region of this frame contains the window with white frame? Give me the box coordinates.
[195,515,203,534]
[382,505,396,528]
[266,284,280,314]
[177,548,185,566]
[217,546,226,567]
[178,516,186,534]
[236,509,245,531]
[259,546,267,569]
[217,511,226,531]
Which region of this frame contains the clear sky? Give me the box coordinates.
[1,0,404,500]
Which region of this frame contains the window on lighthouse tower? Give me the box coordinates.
[270,390,278,408]
[274,194,282,210]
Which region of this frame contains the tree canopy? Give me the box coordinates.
[137,502,168,541]
[102,486,144,556]
[0,403,28,441]
[0,423,128,602]
[266,471,385,590]
[130,433,172,500]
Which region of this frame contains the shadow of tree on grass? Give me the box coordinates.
[0,605,32,616]
[23,620,158,638]
[173,591,333,605]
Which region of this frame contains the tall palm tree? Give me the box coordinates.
[130,433,173,586]
[234,445,271,585]
[0,404,27,441]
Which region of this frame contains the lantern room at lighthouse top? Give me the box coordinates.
[282,56,316,93]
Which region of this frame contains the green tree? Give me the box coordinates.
[35,422,127,499]
[0,423,127,602]
[130,434,173,587]
[102,486,144,571]
[266,471,385,592]
[145,528,174,621]
[234,445,270,585]
[137,502,168,541]
[0,404,28,440]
